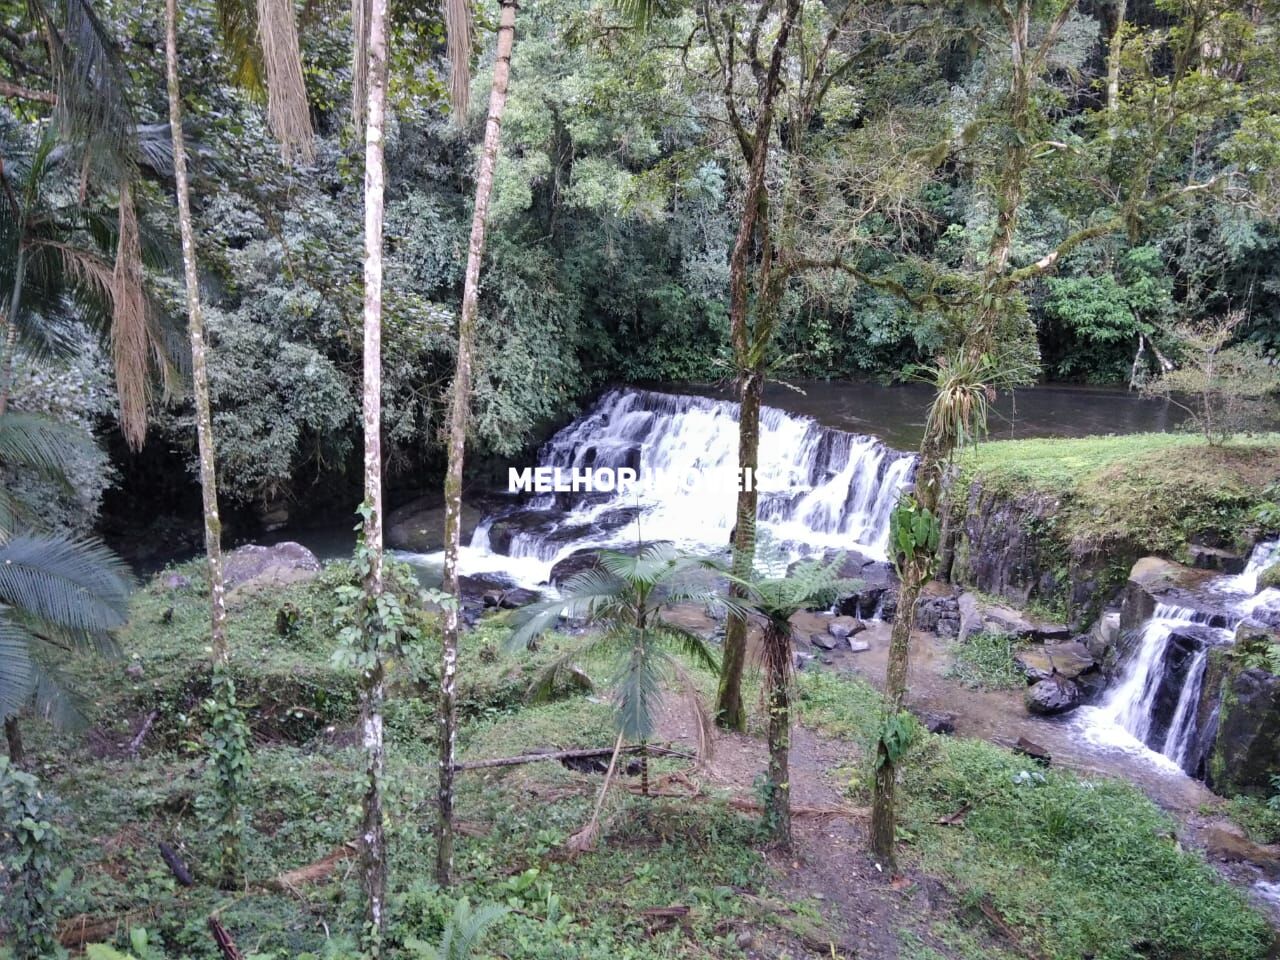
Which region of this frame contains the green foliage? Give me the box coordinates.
[0,756,69,958]
[875,710,917,768]
[403,897,509,960]
[946,631,1024,691]
[202,662,250,885]
[507,542,720,742]
[889,494,941,575]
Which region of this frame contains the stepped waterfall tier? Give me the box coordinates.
[402,388,917,589]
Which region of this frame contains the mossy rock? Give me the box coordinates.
[1259,562,1280,591]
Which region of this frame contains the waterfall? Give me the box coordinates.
[439,387,915,586]
[1079,544,1279,776]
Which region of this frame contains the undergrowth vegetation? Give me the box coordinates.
[944,632,1024,691]
[4,565,1272,959]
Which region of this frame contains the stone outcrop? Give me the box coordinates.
[1205,622,1280,796]
[224,542,321,602]
[386,495,482,553]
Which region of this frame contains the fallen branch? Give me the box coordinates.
[456,743,695,771]
[263,842,357,891]
[127,710,158,757]
[207,916,243,960]
[728,797,868,819]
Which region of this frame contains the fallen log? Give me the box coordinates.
[727,797,868,819]
[127,710,158,757]
[159,841,194,886]
[263,842,358,891]
[456,744,694,771]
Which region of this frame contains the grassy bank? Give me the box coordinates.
[950,432,1280,618]
[6,564,1274,959]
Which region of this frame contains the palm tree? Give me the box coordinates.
[436,0,516,889]
[0,131,180,448]
[728,556,855,849]
[0,411,131,764]
[507,542,721,852]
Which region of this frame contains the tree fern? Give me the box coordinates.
[404,897,509,960]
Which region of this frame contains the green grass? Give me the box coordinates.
[797,669,1273,960]
[945,631,1025,691]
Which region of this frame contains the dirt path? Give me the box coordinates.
[654,697,994,959]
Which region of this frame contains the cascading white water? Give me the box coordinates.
[398,388,916,589]
[1079,542,1279,775]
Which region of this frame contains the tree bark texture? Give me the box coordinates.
[437,0,518,889]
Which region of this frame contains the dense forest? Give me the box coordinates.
[3,0,1280,958]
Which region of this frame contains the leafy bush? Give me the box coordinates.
[1,757,68,957]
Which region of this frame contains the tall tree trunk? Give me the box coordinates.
[357,0,390,944]
[4,714,24,767]
[764,621,792,849]
[165,0,239,883]
[1106,0,1126,118]
[714,0,802,731]
[437,0,518,889]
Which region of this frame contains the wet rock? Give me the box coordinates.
[794,651,815,671]
[1203,820,1280,870]
[810,633,839,652]
[1013,736,1051,764]
[386,495,483,553]
[916,592,960,638]
[1184,542,1248,575]
[1261,563,1280,592]
[487,509,567,555]
[1015,641,1095,681]
[827,616,864,640]
[1120,556,1227,633]
[833,559,896,619]
[1086,611,1122,670]
[549,548,602,586]
[847,638,870,653]
[1209,656,1280,796]
[1024,676,1081,715]
[919,711,956,735]
[224,542,320,601]
[953,484,1060,607]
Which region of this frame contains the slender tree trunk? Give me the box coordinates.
[437,0,517,889]
[4,714,24,767]
[1106,0,1126,118]
[164,0,228,668]
[357,0,390,944]
[0,250,27,415]
[165,0,241,885]
[764,621,792,849]
[714,0,802,731]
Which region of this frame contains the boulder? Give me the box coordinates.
[847,638,870,653]
[1203,820,1280,871]
[957,591,1066,642]
[1120,556,1225,633]
[224,542,320,600]
[920,711,956,735]
[810,633,839,652]
[1024,676,1081,716]
[1086,611,1122,669]
[834,559,897,619]
[1209,661,1280,795]
[827,616,864,640]
[916,592,961,638]
[1184,542,1248,575]
[386,496,483,553]
[1013,736,1051,765]
[1015,641,1095,681]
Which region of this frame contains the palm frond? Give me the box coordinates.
[0,534,131,634]
[215,0,267,94]
[655,622,720,675]
[256,0,315,162]
[0,411,96,486]
[29,655,89,729]
[525,634,612,704]
[611,642,666,742]
[669,658,713,763]
[0,610,37,719]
